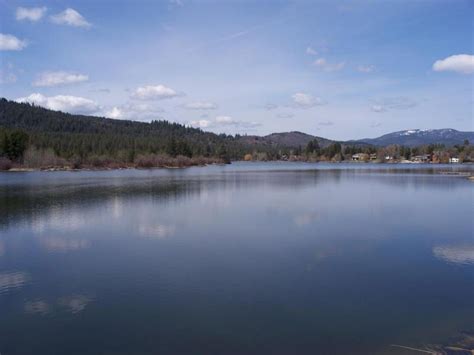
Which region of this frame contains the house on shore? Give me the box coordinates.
[352,153,369,161]
[449,157,460,163]
[412,154,431,163]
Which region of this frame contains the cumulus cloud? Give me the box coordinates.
[189,116,260,130]
[16,7,47,22]
[189,119,212,128]
[182,101,217,110]
[432,54,474,74]
[131,84,180,100]
[104,103,164,120]
[306,46,318,55]
[371,97,417,113]
[292,92,326,108]
[357,65,375,73]
[33,71,89,87]
[50,8,91,28]
[313,58,345,72]
[16,93,99,115]
[0,33,27,51]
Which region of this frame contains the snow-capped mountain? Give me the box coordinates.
[353,129,474,147]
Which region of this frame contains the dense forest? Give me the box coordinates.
[0,98,472,170]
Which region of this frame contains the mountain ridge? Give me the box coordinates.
[1,98,472,149]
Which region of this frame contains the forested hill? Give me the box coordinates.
[1,98,472,169]
[0,98,243,161]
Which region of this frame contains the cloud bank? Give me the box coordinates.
[16,93,99,115]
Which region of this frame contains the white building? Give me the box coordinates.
[449,157,460,163]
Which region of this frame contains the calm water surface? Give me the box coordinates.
[0,163,473,355]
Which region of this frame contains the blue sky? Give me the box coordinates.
[0,0,472,140]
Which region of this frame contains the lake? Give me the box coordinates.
[0,162,473,355]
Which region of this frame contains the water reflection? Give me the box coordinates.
[24,299,50,315]
[433,245,474,266]
[24,295,93,315]
[138,224,176,239]
[38,235,90,253]
[58,295,93,314]
[0,164,472,355]
[0,271,29,294]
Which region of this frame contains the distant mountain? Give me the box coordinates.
[238,131,334,148]
[351,129,474,147]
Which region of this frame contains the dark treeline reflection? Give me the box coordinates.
[0,166,471,230]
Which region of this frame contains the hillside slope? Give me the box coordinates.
[352,129,473,147]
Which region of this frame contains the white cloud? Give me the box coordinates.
[33,71,88,87]
[16,7,47,22]
[371,105,386,113]
[104,103,164,120]
[16,93,99,115]
[131,84,180,100]
[432,54,474,74]
[182,101,217,110]
[50,8,91,28]
[292,92,325,108]
[313,58,345,72]
[357,65,375,73]
[189,116,260,130]
[215,115,235,124]
[0,33,27,51]
[306,46,318,55]
[105,107,122,119]
[189,119,212,128]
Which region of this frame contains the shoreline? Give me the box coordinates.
[2,160,473,173]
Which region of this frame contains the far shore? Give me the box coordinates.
[2,159,473,174]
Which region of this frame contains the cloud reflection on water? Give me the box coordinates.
[58,295,93,314]
[433,245,474,266]
[24,300,50,315]
[138,224,175,239]
[0,271,29,294]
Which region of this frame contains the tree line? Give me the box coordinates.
[0,98,471,169]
